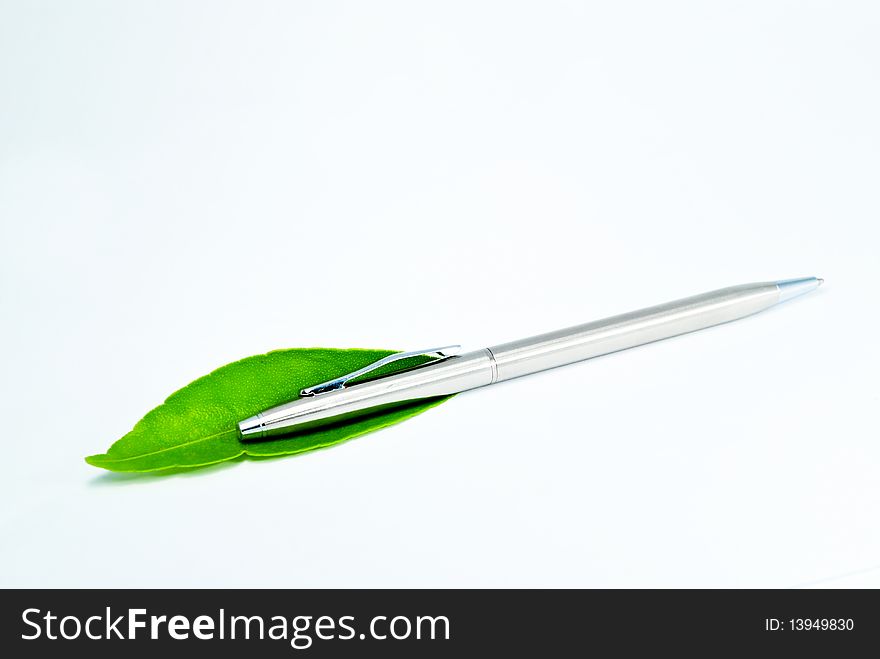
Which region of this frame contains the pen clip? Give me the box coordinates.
[300,345,461,396]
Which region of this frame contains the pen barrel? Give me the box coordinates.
[486,282,781,382]
[241,279,820,439]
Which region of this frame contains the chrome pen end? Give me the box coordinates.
[238,412,266,440]
[775,277,823,303]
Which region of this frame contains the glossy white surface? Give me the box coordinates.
[1,1,878,588]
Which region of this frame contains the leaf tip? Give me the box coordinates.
[84,454,109,469]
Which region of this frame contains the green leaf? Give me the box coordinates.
[85,348,452,473]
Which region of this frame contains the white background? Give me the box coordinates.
[1,1,878,588]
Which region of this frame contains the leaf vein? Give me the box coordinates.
[95,428,239,463]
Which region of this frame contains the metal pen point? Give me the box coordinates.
[239,277,822,440]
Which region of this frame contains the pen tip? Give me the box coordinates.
[817,277,824,286]
[775,277,823,303]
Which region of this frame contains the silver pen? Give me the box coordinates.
[239,277,822,439]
